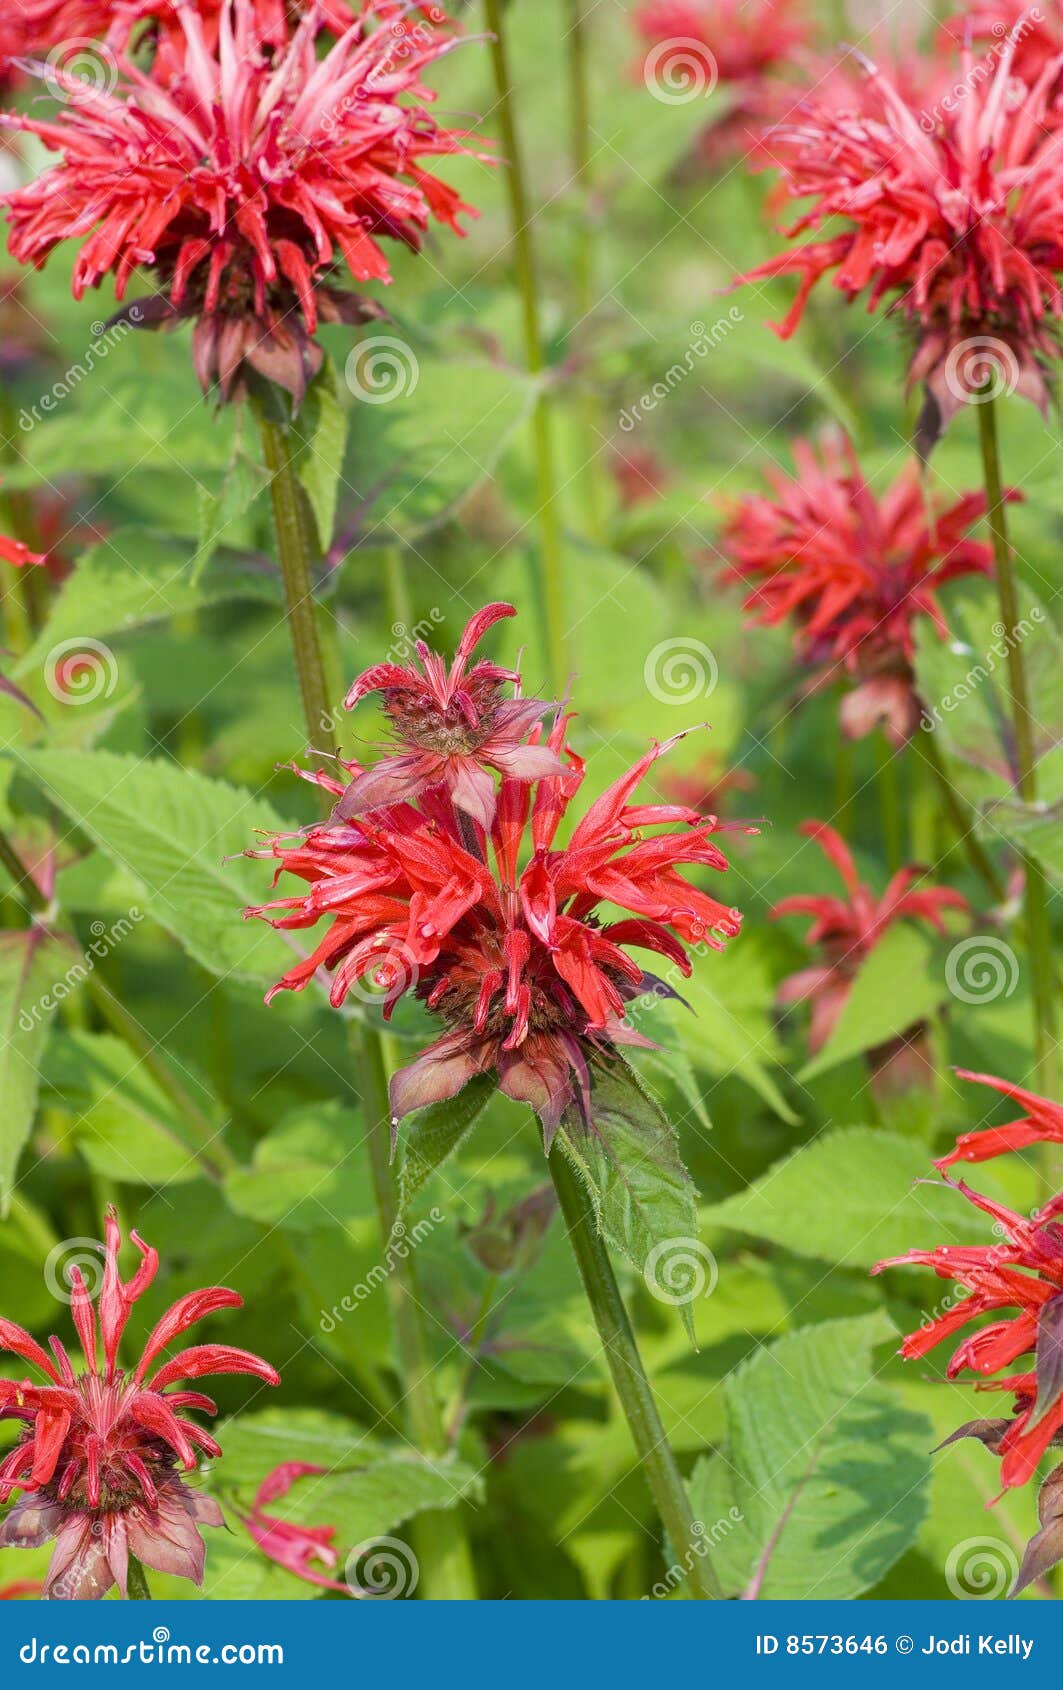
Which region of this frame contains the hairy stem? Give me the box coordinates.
[356,1021,478,1598]
[548,1145,720,1599]
[255,390,477,1595]
[484,0,567,695]
[976,395,1057,1094]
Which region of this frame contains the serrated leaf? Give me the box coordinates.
[339,354,537,543]
[224,1100,375,1232]
[398,1074,496,1213]
[12,749,298,982]
[294,359,348,551]
[705,1126,1003,1269]
[688,1313,930,1598]
[16,529,278,683]
[41,1029,205,1185]
[0,929,70,1205]
[195,450,271,576]
[558,1054,699,1339]
[799,925,947,1082]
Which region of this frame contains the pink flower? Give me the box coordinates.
[0,1209,279,1599]
[721,432,1004,743]
[240,1462,348,1593]
[250,718,744,1145]
[740,31,1063,449]
[338,603,561,829]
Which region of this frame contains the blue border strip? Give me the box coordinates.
[0,1600,1054,1683]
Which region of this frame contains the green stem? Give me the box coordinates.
[254,396,338,761]
[565,0,604,539]
[254,391,476,1595]
[126,1555,151,1600]
[914,731,1005,903]
[548,1146,720,1599]
[354,1021,478,1599]
[976,396,1057,1094]
[875,734,903,873]
[484,0,567,696]
[0,827,233,1180]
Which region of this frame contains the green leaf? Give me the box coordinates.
[294,358,348,551]
[558,1054,700,1340]
[195,451,271,576]
[399,1073,496,1213]
[688,1313,930,1598]
[339,352,536,542]
[705,1126,1003,1269]
[16,529,278,684]
[224,1100,376,1233]
[799,925,947,1082]
[41,1030,205,1185]
[13,749,298,982]
[0,930,70,1205]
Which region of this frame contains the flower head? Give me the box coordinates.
[1,0,484,404]
[240,1461,348,1593]
[13,0,360,72]
[873,1178,1063,1494]
[740,32,1063,449]
[0,1209,279,1600]
[250,691,744,1145]
[721,433,1002,742]
[338,602,562,829]
[634,0,812,164]
[771,819,968,1052]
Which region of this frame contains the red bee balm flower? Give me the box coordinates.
[740,31,1063,450]
[338,603,562,829]
[250,710,743,1144]
[0,1210,279,1600]
[873,1179,1063,1497]
[634,0,812,164]
[937,1070,1063,1169]
[1,0,484,403]
[721,433,1003,742]
[771,820,968,1053]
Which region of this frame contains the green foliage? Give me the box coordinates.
[688,1314,931,1598]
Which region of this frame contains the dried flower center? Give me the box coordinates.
[382,675,508,757]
